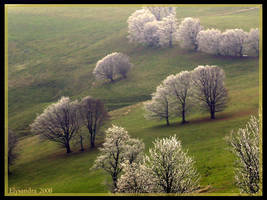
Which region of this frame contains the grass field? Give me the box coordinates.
[7,5,260,194]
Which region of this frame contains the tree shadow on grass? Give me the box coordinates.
[148,109,256,131]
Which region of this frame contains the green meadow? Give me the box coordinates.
[7,6,260,194]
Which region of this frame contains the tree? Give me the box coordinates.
[116,161,155,193]
[145,7,176,21]
[196,28,222,55]
[144,84,177,126]
[244,28,259,56]
[158,14,179,47]
[225,116,260,193]
[143,21,161,47]
[30,96,80,153]
[92,125,144,192]
[143,135,200,193]
[8,129,19,174]
[127,8,156,45]
[78,96,109,148]
[124,138,145,164]
[192,65,228,119]
[219,29,247,57]
[93,52,132,82]
[114,53,133,79]
[163,71,192,124]
[177,17,203,51]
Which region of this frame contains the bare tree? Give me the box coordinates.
[225,116,260,193]
[8,129,19,174]
[144,84,177,126]
[92,125,144,192]
[163,71,192,124]
[30,97,80,153]
[192,65,228,119]
[78,96,109,148]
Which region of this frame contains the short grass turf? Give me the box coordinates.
[7,6,260,194]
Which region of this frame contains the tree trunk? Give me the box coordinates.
[210,106,215,119]
[66,141,71,153]
[122,73,127,79]
[90,133,95,148]
[181,107,187,124]
[80,136,84,151]
[166,117,170,126]
[112,175,118,192]
[169,36,173,48]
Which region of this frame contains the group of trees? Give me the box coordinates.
[196,27,259,57]
[92,125,200,193]
[92,115,260,194]
[144,65,228,125]
[127,7,259,57]
[127,7,178,47]
[168,17,259,57]
[30,96,109,153]
[93,52,133,83]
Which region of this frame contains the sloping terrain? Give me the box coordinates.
[7,6,260,193]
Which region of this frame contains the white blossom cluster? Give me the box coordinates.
[92,125,145,192]
[127,8,259,56]
[93,52,132,82]
[197,28,259,57]
[116,135,200,193]
[225,116,260,193]
[146,7,176,21]
[244,28,259,56]
[196,28,222,55]
[116,161,155,193]
[127,7,178,47]
[218,29,247,57]
[176,17,204,50]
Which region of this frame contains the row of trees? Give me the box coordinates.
[93,52,133,83]
[92,125,200,193]
[144,65,228,126]
[127,7,259,57]
[181,19,259,56]
[30,96,109,153]
[93,115,260,194]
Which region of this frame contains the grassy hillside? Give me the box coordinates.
[7,5,260,194]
